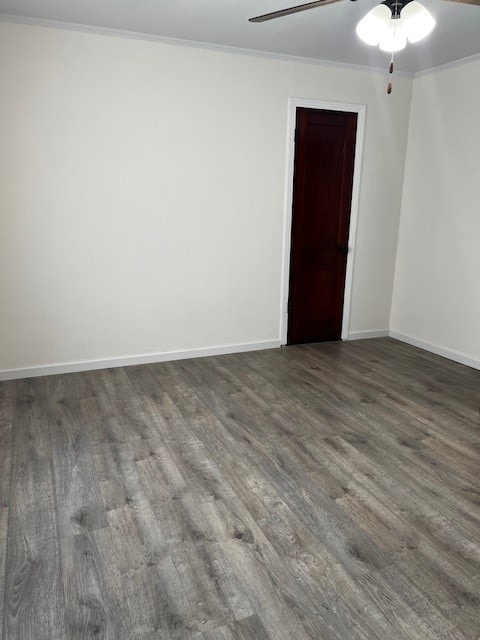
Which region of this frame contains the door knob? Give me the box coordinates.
[337,245,349,255]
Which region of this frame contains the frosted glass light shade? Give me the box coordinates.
[379,19,407,52]
[356,4,391,46]
[401,1,436,43]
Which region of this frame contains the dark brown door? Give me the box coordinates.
[287,108,357,345]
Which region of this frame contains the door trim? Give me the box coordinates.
[279,98,367,344]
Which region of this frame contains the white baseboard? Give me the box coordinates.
[389,330,480,371]
[0,339,282,382]
[347,330,389,340]
[3,331,477,381]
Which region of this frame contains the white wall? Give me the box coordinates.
[0,22,412,376]
[391,59,480,368]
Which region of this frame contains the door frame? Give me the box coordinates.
[279,98,367,344]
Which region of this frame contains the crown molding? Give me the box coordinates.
[414,50,480,78]
[4,14,478,83]
[0,13,414,78]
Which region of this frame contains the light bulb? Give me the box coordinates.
[379,18,407,52]
[356,4,392,46]
[401,1,436,43]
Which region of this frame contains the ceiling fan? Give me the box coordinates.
[249,0,480,26]
[249,0,480,92]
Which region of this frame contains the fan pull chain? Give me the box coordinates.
[388,54,394,94]
[388,0,400,95]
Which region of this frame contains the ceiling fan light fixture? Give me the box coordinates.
[401,1,436,43]
[379,19,407,52]
[355,4,391,45]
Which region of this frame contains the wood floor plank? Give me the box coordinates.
[218,536,320,640]
[92,441,142,512]
[0,421,12,513]
[0,507,8,637]
[0,381,15,510]
[47,376,108,538]
[60,529,131,639]
[361,565,469,639]
[1,338,479,638]
[7,379,57,541]
[2,533,65,639]
[201,497,356,639]
[232,614,272,640]
[199,627,234,640]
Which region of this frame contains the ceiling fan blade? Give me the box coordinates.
[444,0,480,5]
[249,0,344,23]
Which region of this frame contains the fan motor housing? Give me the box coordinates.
[383,0,415,17]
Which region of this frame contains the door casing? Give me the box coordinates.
[279,98,367,344]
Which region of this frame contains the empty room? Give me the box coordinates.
[0,0,479,638]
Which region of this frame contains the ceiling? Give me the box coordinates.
[1,0,479,73]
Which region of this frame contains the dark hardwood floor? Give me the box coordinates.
[0,338,479,639]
